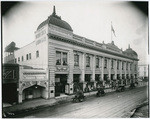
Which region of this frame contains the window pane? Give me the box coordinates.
[29,53,31,59]
[126,63,128,70]
[111,60,113,69]
[96,58,99,68]
[26,54,28,60]
[56,51,61,65]
[74,54,79,66]
[86,56,90,67]
[104,58,107,68]
[63,53,67,65]
[117,61,119,69]
[36,51,39,58]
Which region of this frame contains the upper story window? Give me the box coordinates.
[122,62,124,70]
[18,57,20,62]
[104,58,107,68]
[26,54,28,60]
[96,58,99,68]
[135,65,137,71]
[29,53,31,59]
[86,56,90,67]
[56,51,61,65]
[63,53,67,65]
[74,54,79,66]
[117,60,119,69]
[111,59,114,69]
[15,58,17,63]
[130,63,132,70]
[56,51,68,66]
[36,50,39,58]
[22,56,24,61]
[126,63,128,70]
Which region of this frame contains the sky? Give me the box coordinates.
[2,0,149,65]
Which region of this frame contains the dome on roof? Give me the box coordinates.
[124,48,138,56]
[37,6,73,31]
[124,44,138,56]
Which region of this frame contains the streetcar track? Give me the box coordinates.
[20,86,147,118]
[59,88,145,117]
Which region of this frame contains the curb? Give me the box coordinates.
[3,85,146,118]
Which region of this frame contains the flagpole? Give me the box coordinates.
[111,21,112,42]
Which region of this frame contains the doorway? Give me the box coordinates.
[55,74,67,96]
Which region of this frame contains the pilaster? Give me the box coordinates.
[67,49,74,94]
[108,58,111,80]
[18,65,23,103]
[92,55,96,81]
[80,52,85,82]
[114,59,117,79]
[101,57,104,81]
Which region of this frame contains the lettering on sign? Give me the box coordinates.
[3,69,16,79]
[36,37,46,45]
[36,30,46,39]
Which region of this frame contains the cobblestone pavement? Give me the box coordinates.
[19,86,148,118]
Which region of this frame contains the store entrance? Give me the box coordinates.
[55,74,67,96]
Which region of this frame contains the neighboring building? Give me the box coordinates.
[3,6,139,103]
[138,64,148,80]
[4,42,19,63]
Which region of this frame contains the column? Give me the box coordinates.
[124,62,127,85]
[114,59,117,79]
[48,46,55,98]
[124,62,126,79]
[101,57,104,85]
[120,60,123,85]
[80,53,86,90]
[18,90,23,103]
[92,55,96,88]
[44,68,49,99]
[120,60,122,79]
[128,63,131,79]
[108,58,111,87]
[67,50,74,94]
[108,58,111,80]
[18,65,23,103]
[49,68,55,98]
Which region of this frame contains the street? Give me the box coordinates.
[19,86,148,118]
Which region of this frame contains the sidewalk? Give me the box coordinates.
[3,83,146,117]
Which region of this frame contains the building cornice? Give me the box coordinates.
[48,33,139,61]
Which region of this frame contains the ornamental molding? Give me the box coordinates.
[48,33,139,61]
[20,80,48,91]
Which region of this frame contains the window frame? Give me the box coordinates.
[96,57,99,68]
[104,58,107,69]
[111,59,114,69]
[86,55,90,67]
[29,53,31,60]
[62,52,67,65]
[74,54,79,66]
[26,54,28,60]
[36,50,39,58]
[117,60,119,70]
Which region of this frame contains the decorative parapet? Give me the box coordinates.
[20,80,48,91]
[48,33,139,61]
[55,65,69,72]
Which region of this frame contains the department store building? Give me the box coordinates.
[4,6,138,101]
